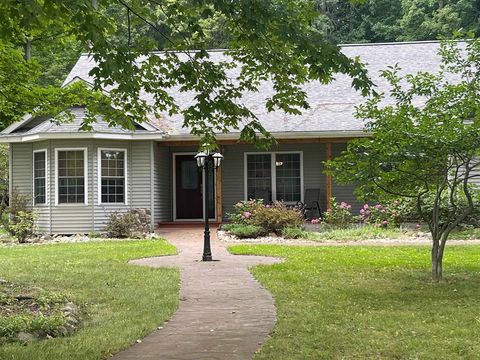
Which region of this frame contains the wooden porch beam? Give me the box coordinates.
[326,143,332,210]
[216,159,223,224]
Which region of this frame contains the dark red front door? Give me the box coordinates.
[175,155,203,219]
[175,155,216,220]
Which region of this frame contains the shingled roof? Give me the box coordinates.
[2,40,448,141]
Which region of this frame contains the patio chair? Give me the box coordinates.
[253,188,271,204]
[296,189,323,220]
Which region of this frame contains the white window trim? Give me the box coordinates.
[33,149,48,206]
[244,151,304,204]
[97,147,128,205]
[55,147,88,206]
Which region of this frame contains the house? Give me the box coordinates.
[0,41,446,234]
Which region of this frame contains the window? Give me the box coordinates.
[33,150,47,205]
[99,149,126,203]
[275,153,301,202]
[246,154,272,202]
[245,152,303,203]
[56,149,87,204]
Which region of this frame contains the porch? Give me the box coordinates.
[154,139,361,226]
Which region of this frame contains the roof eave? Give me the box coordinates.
[0,131,165,143]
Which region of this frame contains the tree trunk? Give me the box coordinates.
[431,238,443,282]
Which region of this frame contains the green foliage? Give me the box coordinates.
[5,211,37,244]
[228,224,266,239]
[250,202,304,235]
[307,224,414,241]
[227,200,304,236]
[327,37,480,280]
[281,227,308,239]
[0,282,72,343]
[1,190,36,243]
[105,212,149,239]
[227,199,264,224]
[323,197,354,228]
[0,0,373,146]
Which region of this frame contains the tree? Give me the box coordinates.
[327,37,480,282]
[0,0,373,148]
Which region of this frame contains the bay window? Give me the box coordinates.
[99,149,127,204]
[56,149,87,205]
[33,150,47,205]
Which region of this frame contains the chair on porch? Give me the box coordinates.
[253,188,272,204]
[296,189,323,220]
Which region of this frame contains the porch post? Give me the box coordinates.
[326,143,332,210]
[216,165,223,224]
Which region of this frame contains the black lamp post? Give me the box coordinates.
[194,151,224,261]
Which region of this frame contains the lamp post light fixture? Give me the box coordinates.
[194,151,224,261]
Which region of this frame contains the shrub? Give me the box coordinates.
[250,202,303,235]
[358,199,414,228]
[1,190,36,243]
[229,224,266,239]
[105,208,151,239]
[324,198,354,228]
[5,211,37,243]
[281,227,308,239]
[227,199,264,224]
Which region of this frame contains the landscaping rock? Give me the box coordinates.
[17,332,35,342]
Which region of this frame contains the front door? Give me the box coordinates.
[175,154,215,220]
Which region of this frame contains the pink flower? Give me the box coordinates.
[363,204,369,209]
[265,204,271,208]
[382,220,388,225]
[375,204,382,210]
[311,218,320,224]
[242,211,252,219]
[415,223,421,229]
[340,202,352,210]
[359,209,365,215]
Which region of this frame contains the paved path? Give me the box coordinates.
[112,227,281,360]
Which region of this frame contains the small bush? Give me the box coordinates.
[227,199,264,224]
[281,227,308,239]
[6,211,37,243]
[0,190,37,243]
[105,209,151,239]
[250,202,303,235]
[324,198,354,228]
[229,224,266,239]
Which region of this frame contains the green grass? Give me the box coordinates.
[0,240,179,360]
[229,244,480,359]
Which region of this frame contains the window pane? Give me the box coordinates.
[275,153,301,202]
[57,150,85,204]
[100,150,126,203]
[34,152,46,205]
[246,154,271,201]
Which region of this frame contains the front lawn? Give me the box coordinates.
[230,244,480,359]
[0,240,179,360]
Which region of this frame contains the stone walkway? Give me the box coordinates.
[112,226,281,360]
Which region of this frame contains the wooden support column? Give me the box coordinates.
[326,143,332,210]
[216,162,223,224]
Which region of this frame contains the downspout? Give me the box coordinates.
[150,140,155,230]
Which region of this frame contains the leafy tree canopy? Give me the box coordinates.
[327,36,480,281]
[0,0,374,149]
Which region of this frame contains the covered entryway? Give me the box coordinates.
[173,153,216,220]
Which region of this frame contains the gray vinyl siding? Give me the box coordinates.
[154,144,171,222]
[331,143,362,213]
[11,139,154,234]
[220,143,329,217]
